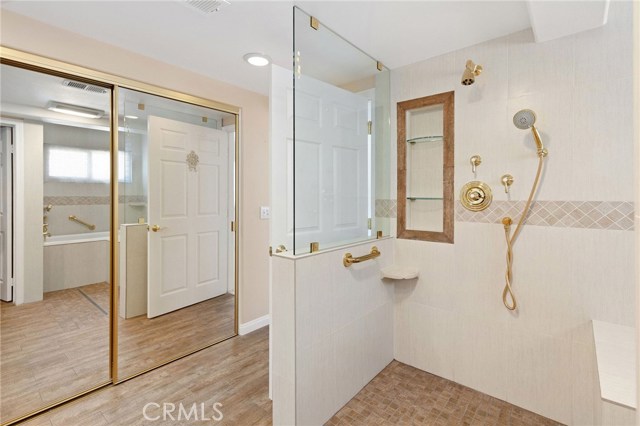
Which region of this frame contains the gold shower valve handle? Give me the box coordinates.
[470,155,482,174]
[460,181,493,212]
[501,174,514,193]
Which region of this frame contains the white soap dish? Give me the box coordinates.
[381,266,419,280]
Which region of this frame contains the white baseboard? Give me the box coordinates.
[239,314,271,335]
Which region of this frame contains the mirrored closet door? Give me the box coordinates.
[0,55,239,423]
[0,63,112,424]
[116,88,238,381]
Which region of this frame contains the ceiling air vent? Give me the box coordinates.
[62,79,108,95]
[183,0,230,15]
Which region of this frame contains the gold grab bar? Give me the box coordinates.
[68,215,96,230]
[343,246,380,267]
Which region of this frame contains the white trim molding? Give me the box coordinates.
[239,314,270,335]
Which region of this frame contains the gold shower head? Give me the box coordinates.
[461,59,483,85]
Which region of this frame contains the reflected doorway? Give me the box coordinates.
[116,88,237,381]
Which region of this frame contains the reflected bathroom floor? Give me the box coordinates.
[0,284,110,424]
[326,360,562,426]
[20,327,271,426]
[117,292,235,380]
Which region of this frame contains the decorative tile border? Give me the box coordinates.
[375,199,397,218]
[44,195,147,206]
[456,200,634,231]
[375,199,634,231]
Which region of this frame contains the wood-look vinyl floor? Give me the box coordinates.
[15,327,562,426]
[0,284,235,424]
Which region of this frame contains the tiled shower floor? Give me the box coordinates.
[326,360,563,426]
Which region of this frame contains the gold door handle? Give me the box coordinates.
[150,224,162,232]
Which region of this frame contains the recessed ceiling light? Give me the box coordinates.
[125,115,139,120]
[47,101,104,119]
[243,53,270,67]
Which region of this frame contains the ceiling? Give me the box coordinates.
[1,1,535,95]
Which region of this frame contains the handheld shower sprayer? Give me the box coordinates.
[513,109,548,158]
[501,109,548,311]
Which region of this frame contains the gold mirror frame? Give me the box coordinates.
[0,46,240,425]
[397,91,454,243]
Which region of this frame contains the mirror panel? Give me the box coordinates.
[397,91,454,243]
[0,63,111,423]
[116,87,237,381]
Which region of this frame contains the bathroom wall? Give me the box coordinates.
[17,122,44,304]
[389,2,635,424]
[1,11,270,325]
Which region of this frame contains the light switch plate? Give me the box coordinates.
[260,206,270,219]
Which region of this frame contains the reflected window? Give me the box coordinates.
[45,145,131,183]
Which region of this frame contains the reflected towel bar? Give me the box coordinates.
[68,215,96,230]
[343,246,380,267]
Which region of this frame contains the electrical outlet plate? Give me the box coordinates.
[260,206,270,219]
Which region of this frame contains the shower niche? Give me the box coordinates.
[397,91,454,243]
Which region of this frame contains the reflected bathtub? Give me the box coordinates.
[43,232,110,292]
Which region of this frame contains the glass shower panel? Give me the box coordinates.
[293,7,390,255]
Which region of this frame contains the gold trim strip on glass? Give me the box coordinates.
[0,46,240,114]
[110,86,119,383]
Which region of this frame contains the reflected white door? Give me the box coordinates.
[0,127,12,302]
[147,116,228,318]
[294,75,370,249]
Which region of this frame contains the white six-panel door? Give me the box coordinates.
[147,116,228,318]
[293,75,370,250]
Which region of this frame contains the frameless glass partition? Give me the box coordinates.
[0,63,111,424]
[292,7,390,255]
[116,88,237,381]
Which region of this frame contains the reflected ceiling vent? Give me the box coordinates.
[62,80,108,95]
[183,0,230,15]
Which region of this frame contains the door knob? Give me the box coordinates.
[150,224,162,232]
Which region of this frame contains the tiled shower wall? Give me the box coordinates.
[389,2,635,425]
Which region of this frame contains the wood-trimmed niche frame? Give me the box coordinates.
[397,91,454,243]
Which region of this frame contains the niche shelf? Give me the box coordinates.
[406,197,443,201]
[407,135,443,144]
